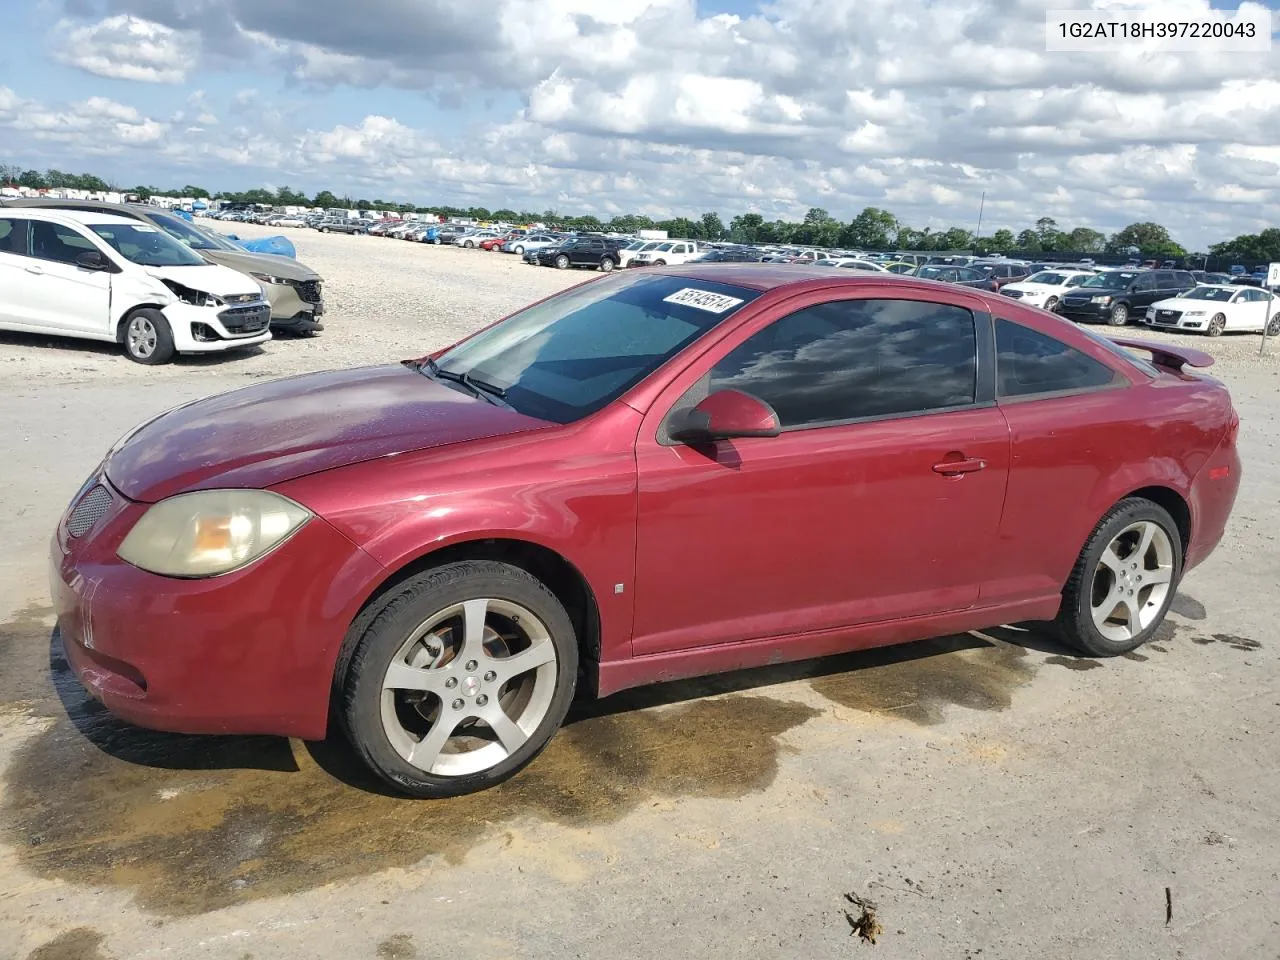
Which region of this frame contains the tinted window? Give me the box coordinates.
[996,320,1118,398]
[30,220,97,264]
[1154,271,1176,287]
[708,299,977,428]
[0,217,27,256]
[1174,272,1196,287]
[1131,274,1156,292]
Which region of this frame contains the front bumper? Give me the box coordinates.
[50,475,386,739]
[265,280,325,333]
[1056,301,1111,322]
[163,302,272,353]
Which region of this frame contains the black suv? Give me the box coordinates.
[534,236,628,271]
[1057,269,1197,326]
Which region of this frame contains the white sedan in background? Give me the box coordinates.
[1145,284,1280,336]
[999,269,1096,311]
[815,257,889,271]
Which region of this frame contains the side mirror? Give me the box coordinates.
[75,250,112,272]
[670,389,781,444]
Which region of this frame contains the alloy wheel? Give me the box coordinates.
[1208,314,1226,337]
[1089,520,1174,644]
[379,598,558,777]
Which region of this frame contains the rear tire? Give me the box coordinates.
[600,257,615,272]
[1266,314,1280,337]
[339,561,578,798]
[1052,498,1182,656]
[319,227,330,234]
[120,308,176,365]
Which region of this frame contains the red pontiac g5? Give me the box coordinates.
[51,266,1241,797]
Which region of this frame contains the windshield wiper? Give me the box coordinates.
[421,358,511,407]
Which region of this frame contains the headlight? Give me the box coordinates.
[117,490,311,578]
[161,279,223,307]
[1183,310,1206,317]
[1091,295,1112,304]
[250,272,292,286]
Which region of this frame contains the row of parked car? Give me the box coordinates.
[0,198,328,364]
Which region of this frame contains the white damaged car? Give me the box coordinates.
[0,209,271,364]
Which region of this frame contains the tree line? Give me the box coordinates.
[3,163,1276,261]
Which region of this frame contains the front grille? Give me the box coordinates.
[1154,309,1180,325]
[67,485,112,538]
[1003,290,1023,298]
[217,304,271,334]
[224,293,261,305]
[292,280,323,304]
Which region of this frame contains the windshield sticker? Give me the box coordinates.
[662,288,745,314]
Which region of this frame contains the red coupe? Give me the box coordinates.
[51,266,1241,797]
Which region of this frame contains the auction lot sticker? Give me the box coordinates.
[663,288,746,313]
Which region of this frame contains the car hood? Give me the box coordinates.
[1149,297,1198,310]
[105,363,554,503]
[144,263,263,298]
[200,249,320,281]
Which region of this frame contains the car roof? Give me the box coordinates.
[0,206,144,228]
[650,262,978,292]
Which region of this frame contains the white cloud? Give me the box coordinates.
[49,15,198,84]
[11,0,1280,245]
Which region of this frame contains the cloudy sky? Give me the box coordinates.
[1,0,1277,247]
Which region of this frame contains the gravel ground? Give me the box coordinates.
[1,224,1278,960]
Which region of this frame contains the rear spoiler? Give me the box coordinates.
[1109,339,1215,372]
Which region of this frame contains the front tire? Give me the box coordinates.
[1052,498,1181,656]
[464,240,475,248]
[319,227,330,234]
[1107,303,1129,326]
[340,561,578,798]
[1207,313,1226,337]
[555,254,570,270]
[1044,296,1059,312]
[513,245,524,255]
[121,309,176,365]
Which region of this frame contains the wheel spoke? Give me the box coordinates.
[383,660,448,695]
[1145,566,1173,586]
[408,710,465,771]
[460,598,489,659]
[1121,595,1143,631]
[483,704,529,755]
[1135,522,1158,563]
[1098,544,1126,576]
[1092,592,1122,630]
[490,636,556,684]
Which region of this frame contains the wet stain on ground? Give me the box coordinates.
[1169,593,1208,621]
[1123,652,1150,662]
[25,927,107,960]
[1,630,819,916]
[1193,634,1262,651]
[1044,655,1102,671]
[808,634,1035,725]
[376,934,417,959]
[0,604,56,706]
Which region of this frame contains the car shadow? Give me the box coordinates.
[0,330,269,366]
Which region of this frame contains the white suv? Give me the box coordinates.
[0,209,271,364]
[630,240,701,267]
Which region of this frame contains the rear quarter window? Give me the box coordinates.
[996,319,1122,399]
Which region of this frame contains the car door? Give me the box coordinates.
[25,219,114,335]
[1129,273,1158,309]
[631,288,1010,656]
[1233,288,1267,330]
[0,216,42,328]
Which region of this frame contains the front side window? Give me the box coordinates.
[434,273,760,424]
[707,298,977,428]
[1132,275,1156,292]
[30,220,98,264]
[996,319,1120,399]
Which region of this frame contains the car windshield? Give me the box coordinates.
[917,266,949,279]
[1026,272,1069,285]
[90,223,208,266]
[150,212,239,252]
[1182,286,1235,302]
[1080,271,1137,289]
[433,273,761,423]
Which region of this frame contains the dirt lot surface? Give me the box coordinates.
[2,224,1278,959]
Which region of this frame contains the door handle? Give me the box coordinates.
[25,265,44,275]
[932,457,987,476]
